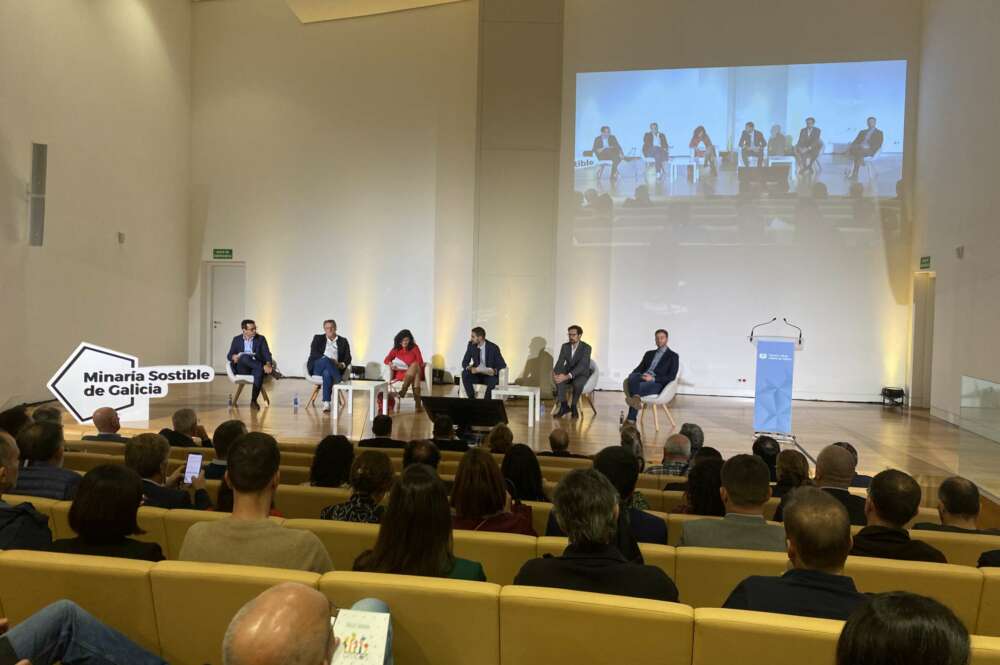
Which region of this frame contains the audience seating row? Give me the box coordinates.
[3,550,1000,665]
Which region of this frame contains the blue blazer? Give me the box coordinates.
[632,347,679,386]
[228,334,273,371]
[461,340,507,373]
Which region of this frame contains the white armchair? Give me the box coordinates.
[225,362,269,406]
[639,364,682,432]
[384,362,434,411]
[550,360,600,415]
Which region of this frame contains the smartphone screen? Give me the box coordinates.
[183,453,203,485]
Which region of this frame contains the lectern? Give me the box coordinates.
[749,319,804,444]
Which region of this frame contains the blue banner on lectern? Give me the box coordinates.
[753,340,796,434]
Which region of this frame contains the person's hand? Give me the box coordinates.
[0,617,8,635]
[194,424,210,441]
[263,364,273,375]
[469,366,479,375]
[166,465,184,487]
[338,362,346,371]
[231,354,240,364]
[642,373,654,382]
[191,470,206,491]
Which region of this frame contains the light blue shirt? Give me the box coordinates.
[243,337,254,354]
[479,343,486,367]
[649,347,667,373]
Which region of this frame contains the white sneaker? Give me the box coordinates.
[322,401,331,412]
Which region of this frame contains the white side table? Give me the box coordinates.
[492,385,542,427]
[333,380,389,421]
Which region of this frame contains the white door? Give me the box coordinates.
[909,272,936,408]
[209,263,246,372]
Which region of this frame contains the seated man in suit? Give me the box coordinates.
[307,319,352,413]
[515,468,678,602]
[0,431,52,550]
[738,121,766,167]
[430,415,468,452]
[642,122,669,176]
[537,428,589,459]
[82,407,129,443]
[360,415,406,449]
[680,454,786,552]
[623,329,679,424]
[914,476,1000,535]
[461,326,506,400]
[848,116,884,179]
[125,433,212,510]
[794,117,822,174]
[228,319,274,409]
[724,487,867,620]
[158,408,212,448]
[851,468,946,563]
[12,422,81,501]
[774,444,868,525]
[205,419,247,481]
[552,325,592,419]
[592,125,624,180]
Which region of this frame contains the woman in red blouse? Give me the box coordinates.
[384,328,426,411]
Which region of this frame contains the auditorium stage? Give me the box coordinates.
[55,376,1000,499]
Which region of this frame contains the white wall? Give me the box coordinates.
[915,0,1000,425]
[0,0,192,408]
[188,0,479,377]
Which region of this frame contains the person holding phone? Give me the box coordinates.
[124,433,211,510]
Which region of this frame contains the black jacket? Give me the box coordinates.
[724,569,867,620]
[775,487,867,526]
[912,522,1000,536]
[546,506,667,553]
[433,437,469,453]
[514,543,678,603]
[49,537,164,562]
[0,499,52,550]
[307,334,352,375]
[537,450,591,460]
[631,347,680,386]
[204,460,228,480]
[359,437,406,450]
[850,525,947,563]
[141,479,212,510]
[82,433,129,443]
[158,428,211,449]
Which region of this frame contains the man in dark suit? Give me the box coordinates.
[12,422,80,501]
[591,125,624,180]
[642,122,669,176]
[914,476,1000,535]
[552,325,592,419]
[848,116,884,179]
[774,444,868,525]
[0,431,52,550]
[794,117,822,174]
[461,326,506,400]
[517,468,678,602]
[205,419,247,481]
[228,319,273,409]
[360,415,406,449]
[82,407,129,444]
[851,469,946,563]
[724,487,867,620]
[307,319,352,413]
[158,408,212,449]
[623,329,679,424]
[739,121,767,167]
[125,433,212,510]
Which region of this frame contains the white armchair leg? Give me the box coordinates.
[652,403,660,432]
[661,403,676,429]
[233,383,245,404]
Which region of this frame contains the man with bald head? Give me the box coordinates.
[773,444,867,525]
[82,407,129,443]
[223,583,393,665]
[724,487,866,620]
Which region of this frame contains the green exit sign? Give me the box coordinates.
[920,256,931,270]
[213,248,233,260]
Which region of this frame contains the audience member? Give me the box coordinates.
[537,428,588,459]
[663,445,722,491]
[431,415,468,452]
[403,439,441,470]
[774,444,867,525]
[914,476,1000,535]
[514,469,679,602]
[48,464,163,561]
[12,421,80,500]
[158,408,212,448]
[82,407,129,443]
[0,406,31,439]
[180,432,333,573]
[354,464,486,580]
[851,469,946,563]
[835,592,969,665]
[680,454,785,551]
[645,433,691,476]
[0,430,51,550]
[679,422,705,455]
[1,600,166,665]
[125,432,211,510]
[206,419,247,480]
[724,487,866,619]
[223,583,393,665]
[359,415,406,449]
[451,448,535,535]
[501,444,548,502]
[309,435,354,488]
[671,457,725,516]
[772,449,813,498]
[834,440,874,488]
[752,435,780,482]
[619,423,645,472]
[484,423,514,455]
[321,450,393,523]
[31,406,62,424]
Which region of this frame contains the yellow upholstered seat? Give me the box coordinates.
[320,571,502,665]
[150,560,321,665]
[675,547,789,608]
[533,456,591,469]
[277,465,310,485]
[523,500,552,536]
[535,536,677,579]
[692,608,841,665]
[540,466,573,483]
[273,484,351,520]
[500,585,693,665]
[0,550,160,654]
[1,494,60,518]
[48,501,169,554]
[64,440,129,456]
[978,569,1000,636]
[62,451,122,473]
[168,447,216,461]
[439,459,460,476]
[972,634,1000,664]
[911,529,1000,567]
[452,529,536,584]
[278,451,313,467]
[668,513,721,546]
[636,473,685,490]
[284,518,379,571]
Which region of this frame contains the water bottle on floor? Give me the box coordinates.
[619,410,625,425]
[292,393,300,410]
[228,394,233,408]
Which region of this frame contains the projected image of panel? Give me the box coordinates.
[574,60,906,200]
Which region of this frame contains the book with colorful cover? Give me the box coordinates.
[331,609,390,664]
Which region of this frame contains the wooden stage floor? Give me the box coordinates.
[56,377,1000,499]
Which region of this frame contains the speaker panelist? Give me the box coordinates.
[461,326,506,400]
[794,117,822,174]
[307,319,352,413]
[739,121,766,167]
[228,319,273,409]
[623,329,679,424]
[552,325,592,419]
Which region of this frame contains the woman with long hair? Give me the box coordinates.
[673,457,725,516]
[772,449,813,498]
[689,125,718,175]
[501,444,548,502]
[308,435,353,488]
[353,464,486,580]
[384,329,426,411]
[451,447,536,535]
